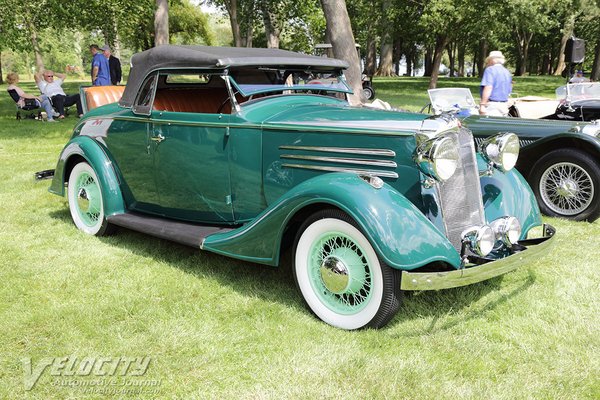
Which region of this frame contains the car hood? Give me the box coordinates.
[462,114,589,136]
[238,95,458,137]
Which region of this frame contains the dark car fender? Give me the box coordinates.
[202,173,461,270]
[516,132,600,173]
[48,135,125,216]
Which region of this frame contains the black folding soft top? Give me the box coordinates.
[119,45,349,107]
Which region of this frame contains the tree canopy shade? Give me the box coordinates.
[2,0,600,89]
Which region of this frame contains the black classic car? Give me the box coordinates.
[428,88,600,222]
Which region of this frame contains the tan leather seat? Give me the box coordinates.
[153,89,229,114]
[84,86,125,111]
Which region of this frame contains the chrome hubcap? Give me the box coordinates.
[320,256,349,294]
[556,179,578,198]
[77,188,90,212]
[540,162,594,215]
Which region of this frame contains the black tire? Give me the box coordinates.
[292,209,402,330]
[362,86,375,101]
[529,149,600,222]
[67,162,115,236]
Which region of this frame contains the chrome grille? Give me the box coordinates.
[437,128,485,251]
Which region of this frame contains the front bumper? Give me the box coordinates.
[400,224,556,291]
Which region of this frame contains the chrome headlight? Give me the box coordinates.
[581,120,600,137]
[481,132,520,172]
[461,225,495,257]
[415,135,460,182]
[490,217,522,247]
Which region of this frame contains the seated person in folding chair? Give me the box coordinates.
[6,72,58,121]
[34,70,83,119]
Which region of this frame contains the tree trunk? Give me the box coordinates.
[457,43,465,77]
[154,0,169,46]
[393,38,402,76]
[514,29,532,76]
[375,0,395,76]
[447,41,455,77]
[0,51,3,84]
[477,39,488,78]
[30,26,44,72]
[320,0,363,104]
[429,34,449,89]
[226,0,243,47]
[260,2,280,48]
[591,37,600,81]
[554,13,576,76]
[424,47,433,76]
[242,23,253,47]
[377,41,395,76]
[365,35,377,76]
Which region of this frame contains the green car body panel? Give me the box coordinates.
[202,172,461,269]
[49,134,126,217]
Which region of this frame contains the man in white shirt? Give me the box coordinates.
[35,70,83,118]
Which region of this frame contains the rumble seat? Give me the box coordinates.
[153,89,230,114]
[84,86,125,112]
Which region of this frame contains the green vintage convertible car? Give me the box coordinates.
[49,46,555,330]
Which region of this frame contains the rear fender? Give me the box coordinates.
[203,173,461,269]
[49,135,125,216]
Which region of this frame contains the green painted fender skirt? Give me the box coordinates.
[48,136,125,216]
[202,173,462,270]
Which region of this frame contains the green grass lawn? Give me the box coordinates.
[0,78,598,399]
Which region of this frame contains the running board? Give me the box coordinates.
[107,213,235,249]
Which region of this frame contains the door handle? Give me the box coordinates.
[151,133,165,143]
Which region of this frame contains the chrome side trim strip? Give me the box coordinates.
[279,145,395,157]
[282,163,399,178]
[281,154,397,168]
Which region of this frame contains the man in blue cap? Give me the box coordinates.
[90,44,111,86]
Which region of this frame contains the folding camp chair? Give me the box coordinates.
[7,89,43,121]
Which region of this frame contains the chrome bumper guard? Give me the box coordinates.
[400,224,556,291]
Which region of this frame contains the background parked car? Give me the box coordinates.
[428,88,600,222]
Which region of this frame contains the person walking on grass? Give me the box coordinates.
[479,50,512,116]
[35,70,83,118]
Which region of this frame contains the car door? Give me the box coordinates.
[150,73,234,223]
[103,72,162,214]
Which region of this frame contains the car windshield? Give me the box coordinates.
[556,82,600,101]
[228,69,352,97]
[428,88,478,115]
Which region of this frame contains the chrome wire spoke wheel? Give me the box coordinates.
[540,162,594,216]
[75,172,102,226]
[67,162,113,236]
[294,210,401,330]
[308,232,372,314]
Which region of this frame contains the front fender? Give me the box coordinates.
[49,135,125,216]
[203,173,461,269]
[478,157,542,238]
